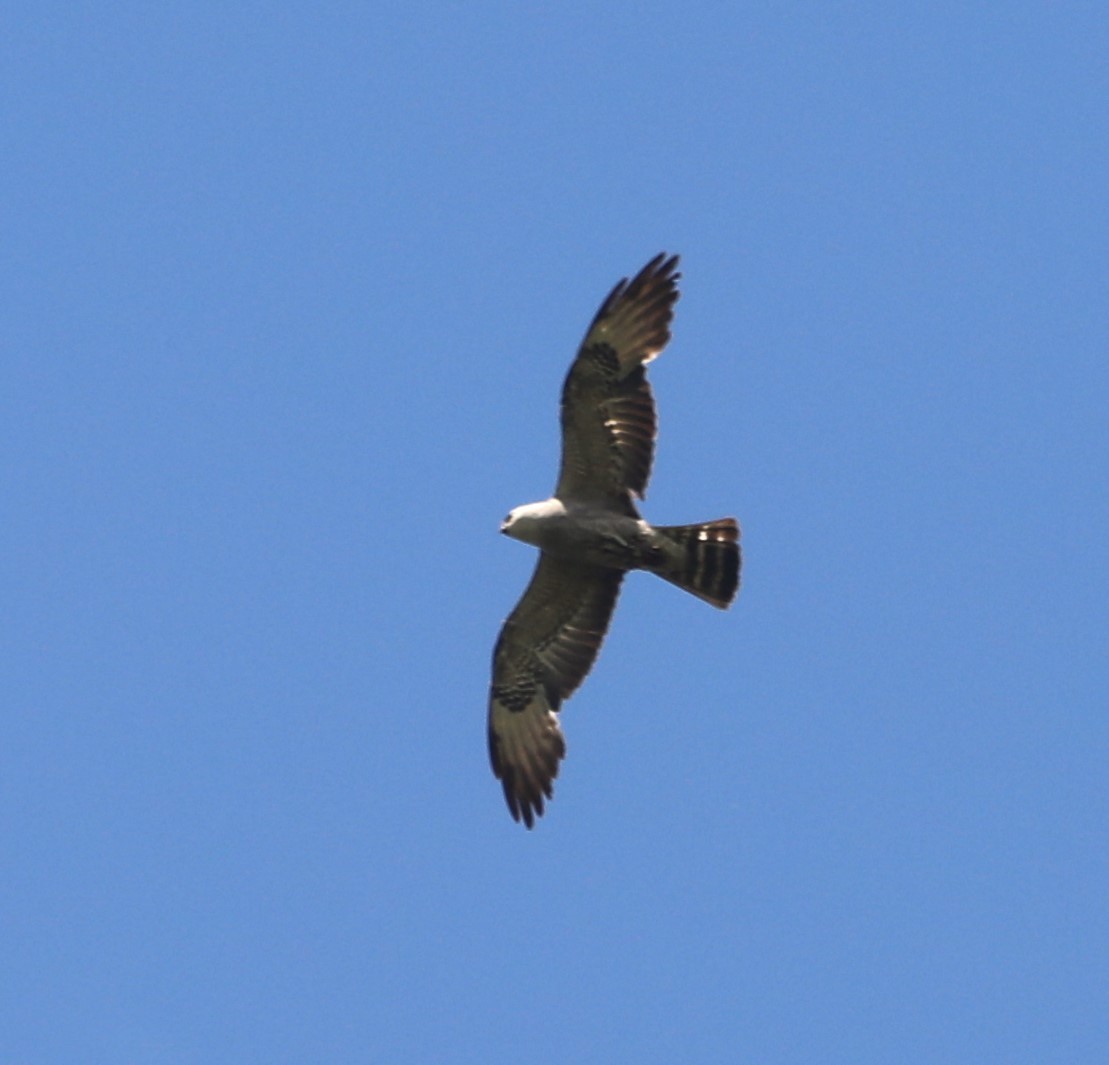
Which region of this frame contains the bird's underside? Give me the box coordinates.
[487,253,741,828]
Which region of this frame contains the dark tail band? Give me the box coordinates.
[651,518,741,608]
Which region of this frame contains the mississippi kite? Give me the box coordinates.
[488,253,741,827]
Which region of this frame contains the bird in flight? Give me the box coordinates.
[488,253,741,827]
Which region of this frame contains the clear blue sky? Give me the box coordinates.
[4,4,1107,1062]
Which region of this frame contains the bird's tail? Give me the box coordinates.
[649,518,741,609]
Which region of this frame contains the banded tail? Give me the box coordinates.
[650,518,741,609]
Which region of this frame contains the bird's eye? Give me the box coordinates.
[503,513,512,524]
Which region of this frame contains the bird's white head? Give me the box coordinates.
[500,498,565,545]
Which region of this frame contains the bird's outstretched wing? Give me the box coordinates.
[555,253,680,507]
[488,554,623,827]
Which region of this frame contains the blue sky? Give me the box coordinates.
[3,4,1107,1062]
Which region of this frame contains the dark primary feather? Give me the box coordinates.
[488,556,623,827]
[555,253,680,506]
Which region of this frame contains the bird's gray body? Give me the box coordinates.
[503,498,654,573]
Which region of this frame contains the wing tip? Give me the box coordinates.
[504,782,546,829]
[488,704,566,829]
[499,763,558,830]
[593,252,680,324]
